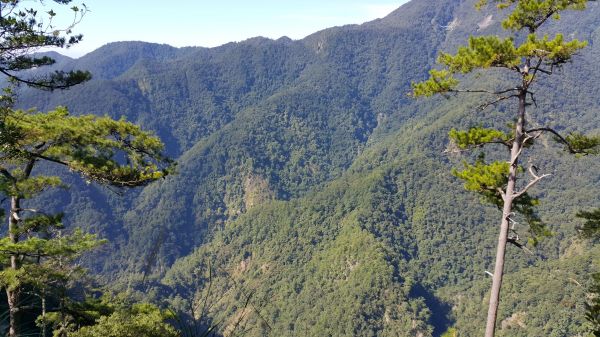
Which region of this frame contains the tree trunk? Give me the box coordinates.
[484,91,527,337]
[6,287,20,337]
[7,195,21,337]
[41,294,47,337]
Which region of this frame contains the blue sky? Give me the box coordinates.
[46,1,410,57]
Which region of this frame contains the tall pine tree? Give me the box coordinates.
[413,1,598,336]
[0,97,173,336]
[0,1,173,336]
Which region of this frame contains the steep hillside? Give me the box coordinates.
[19,0,459,272]
[12,0,600,335]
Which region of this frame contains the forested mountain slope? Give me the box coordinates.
[14,0,600,335]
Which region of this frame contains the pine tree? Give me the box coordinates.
[0,93,173,336]
[0,0,91,89]
[0,1,173,336]
[413,1,598,336]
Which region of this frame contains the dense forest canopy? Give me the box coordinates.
[1,0,599,336]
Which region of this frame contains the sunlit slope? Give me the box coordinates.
[13,0,600,335]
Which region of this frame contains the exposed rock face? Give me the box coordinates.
[500,312,527,330]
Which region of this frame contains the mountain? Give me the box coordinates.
[14,0,600,335]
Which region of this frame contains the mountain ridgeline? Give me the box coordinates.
[15,0,600,335]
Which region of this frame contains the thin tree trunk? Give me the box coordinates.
[7,195,21,337]
[6,287,20,337]
[41,294,47,337]
[484,91,527,337]
[5,159,36,337]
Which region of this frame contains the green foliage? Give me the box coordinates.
[439,36,520,73]
[0,229,103,264]
[0,1,182,337]
[41,296,180,337]
[13,175,63,198]
[451,156,549,242]
[441,327,457,337]
[1,105,172,187]
[477,0,590,32]
[37,295,115,331]
[67,303,179,337]
[0,101,172,335]
[413,15,587,97]
[0,13,171,334]
[0,0,91,89]
[412,70,459,97]
[517,34,587,65]
[161,166,436,337]
[574,188,600,335]
[564,132,600,155]
[452,157,509,206]
[0,93,172,337]
[449,127,510,150]
[15,213,64,236]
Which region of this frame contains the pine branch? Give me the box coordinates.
[0,68,90,91]
[443,140,511,154]
[527,91,538,107]
[24,152,70,168]
[533,8,560,31]
[525,127,585,154]
[0,166,15,182]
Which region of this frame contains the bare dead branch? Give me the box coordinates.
[512,165,550,199]
[14,208,46,215]
[532,65,552,75]
[533,9,558,31]
[527,91,538,108]
[449,88,520,95]
[528,58,546,85]
[497,187,506,201]
[509,134,533,166]
[477,94,519,110]
[507,238,534,255]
